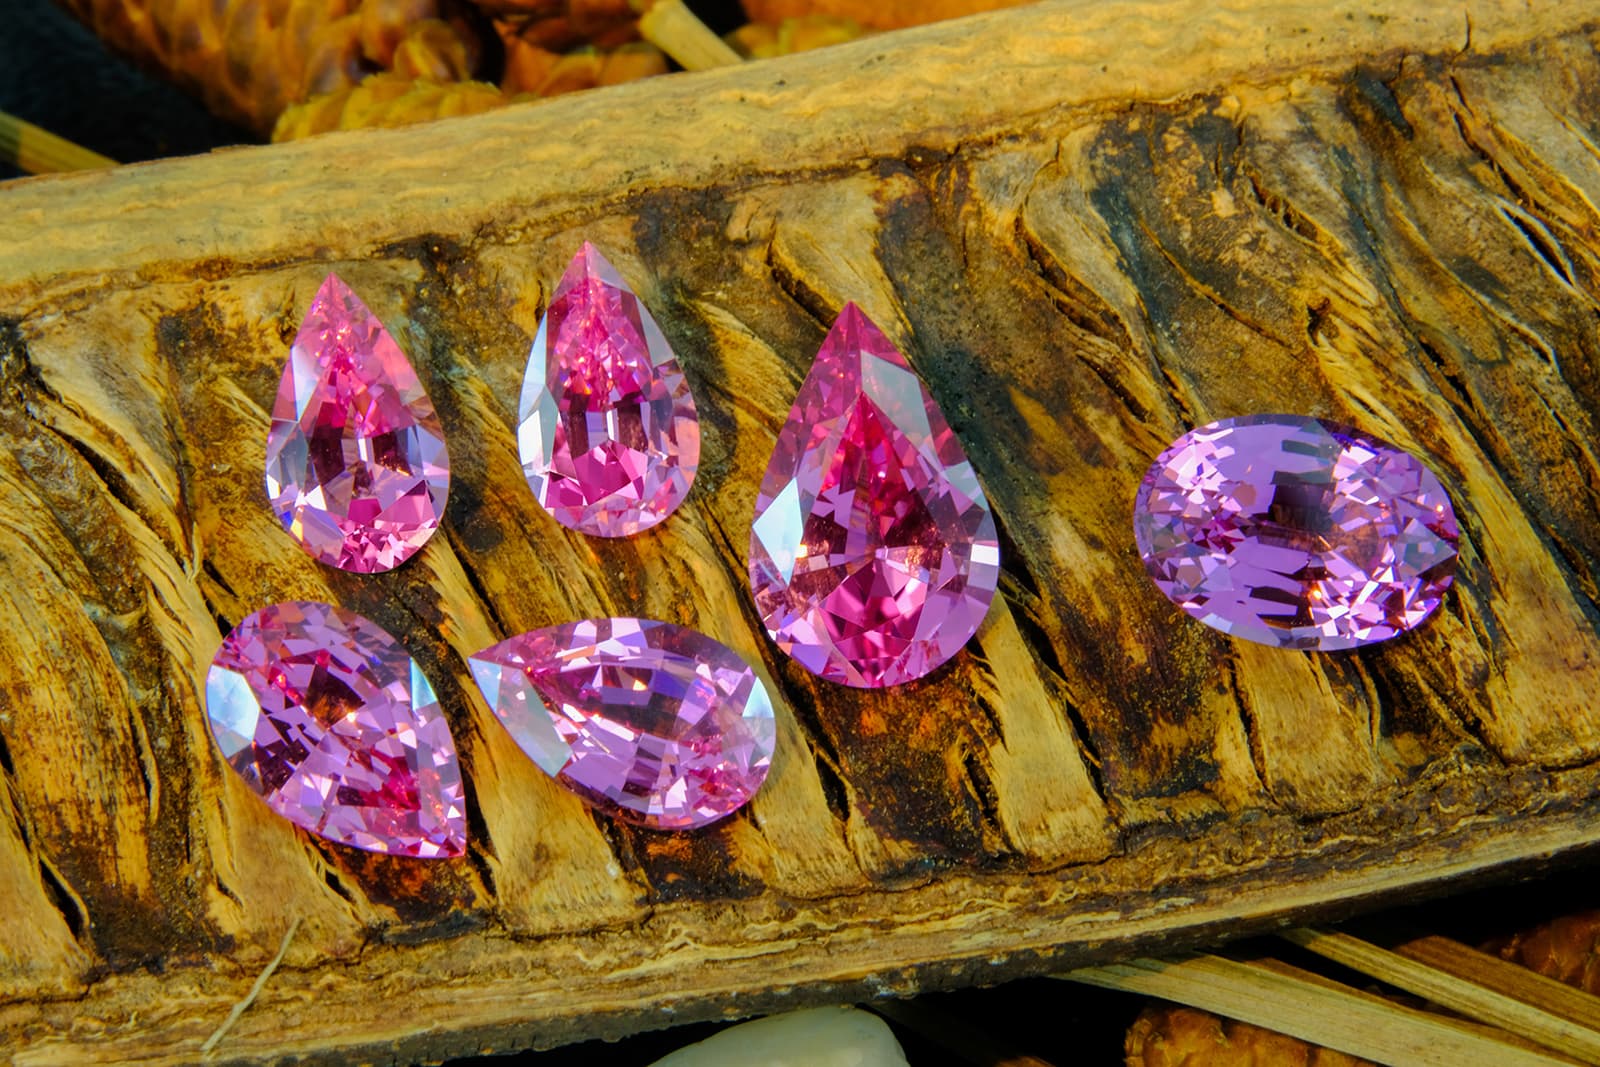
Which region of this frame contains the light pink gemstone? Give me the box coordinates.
[1134,414,1460,649]
[519,244,700,537]
[265,274,450,573]
[749,304,1001,688]
[205,601,467,857]
[468,618,775,830]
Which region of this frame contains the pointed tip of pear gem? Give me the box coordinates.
[569,241,620,287]
[519,246,701,538]
[749,305,1001,688]
[264,273,451,574]
[468,618,776,830]
[206,601,468,858]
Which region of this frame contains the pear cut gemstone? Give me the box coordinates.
[519,244,700,537]
[205,601,467,857]
[468,619,775,830]
[1133,414,1460,649]
[265,274,450,573]
[748,304,1001,688]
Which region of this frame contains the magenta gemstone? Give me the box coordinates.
[205,601,467,857]
[1133,414,1460,650]
[749,303,1001,688]
[519,244,700,537]
[467,619,775,830]
[265,274,450,573]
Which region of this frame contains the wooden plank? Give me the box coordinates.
[1,0,1599,1061]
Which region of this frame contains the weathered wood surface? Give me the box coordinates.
[2,0,1599,1062]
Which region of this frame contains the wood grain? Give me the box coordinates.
[1,0,1599,1061]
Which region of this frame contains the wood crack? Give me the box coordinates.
[37,856,89,942]
[1498,205,1578,289]
[763,240,836,330]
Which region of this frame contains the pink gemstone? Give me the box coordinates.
[519,244,700,537]
[265,274,450,573]
[467,619,775,830]
[205,601,467,857]
[749,304,1001,688]
[1133,414,1460,649]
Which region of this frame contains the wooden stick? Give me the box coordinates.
[1062,954,1579,1067]
[638,0,743,71]
[1282,928,1600,1064]
[0,110,117,175]
[1394,936,1600,1042]
[199,918,302,1058]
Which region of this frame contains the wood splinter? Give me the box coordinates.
[200,919,303,1058]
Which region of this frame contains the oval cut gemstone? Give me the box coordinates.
[467,618,775,830]
[1133,414,1460,650]
[265,274,450,573]
[205,601,467,857]
[519,244,700,537]
[749,303,1001,688]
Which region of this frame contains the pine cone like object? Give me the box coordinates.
[501,40,665,95]
[272,72,507,140]
[726,15,867,59]
[55,0,485,135]
[738,0,1031,31]
[1484,910,1600,995]
[1125,1006,1375,1067]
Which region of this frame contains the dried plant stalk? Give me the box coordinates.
[0,110,117,174]
[1282,928,1600,1064]
[639,0,742,69]
[1398,937,1600,1035]
[1067,955,1574,1066]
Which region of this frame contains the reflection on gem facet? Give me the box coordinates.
[468,618,775,830]
[749,303,1000,688]
[1133,414,1460,650]
[206,601,467,857]
[265,274,450,573]
[519,244,700,537]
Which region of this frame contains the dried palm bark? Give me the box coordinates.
[2,0,1600,1062]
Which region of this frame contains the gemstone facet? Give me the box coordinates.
[468,618,775,830]
[205,601,467,857]
[265,274,450,573]
[1133,414,1460,650]
[749,303,1001,688]
[519,244,700,537]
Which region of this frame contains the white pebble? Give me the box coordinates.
[648,1007,909,1067]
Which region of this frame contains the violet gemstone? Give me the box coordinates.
[749,303,1001,688]
[519,244,700,537]
[1133,414,1460,650]
[467,618,775,830]
[264,274,450,573]
[205,601,468,857]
